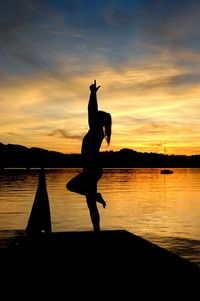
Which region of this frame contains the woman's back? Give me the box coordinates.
[81,127,104,167]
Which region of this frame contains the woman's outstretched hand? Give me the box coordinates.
[90,80,100,92]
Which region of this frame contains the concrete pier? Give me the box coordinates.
[1,230,199,298]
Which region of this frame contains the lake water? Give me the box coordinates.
[0,168,200,266]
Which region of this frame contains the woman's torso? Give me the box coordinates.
[81,129,104,168]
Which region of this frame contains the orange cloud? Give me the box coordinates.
[0,57,200,155]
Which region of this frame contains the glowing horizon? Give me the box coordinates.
[1,0,200,156]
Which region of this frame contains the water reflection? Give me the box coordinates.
[0,168,200,266]
[145,235,200,267]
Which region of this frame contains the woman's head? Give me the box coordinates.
[98,110,112,145]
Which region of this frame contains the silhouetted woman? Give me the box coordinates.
[66,80,112,232]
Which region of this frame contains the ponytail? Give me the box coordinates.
[98,111,112,145]
[104,113,112,145]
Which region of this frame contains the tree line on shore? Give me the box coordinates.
[0,142,200,168]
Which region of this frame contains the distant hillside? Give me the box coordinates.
[0,143,200,168]
[0,143,81,168]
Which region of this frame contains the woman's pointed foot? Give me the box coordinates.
[96,193,106,208]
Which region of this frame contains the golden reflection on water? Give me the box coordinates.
[0,168,200,241]
[1,168,200,266]
[101,168,200,240]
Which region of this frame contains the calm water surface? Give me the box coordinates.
[0,168,200,266]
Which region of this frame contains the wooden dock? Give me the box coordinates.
[1,230,199,298]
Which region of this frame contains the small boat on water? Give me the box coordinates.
[160,169,173,174]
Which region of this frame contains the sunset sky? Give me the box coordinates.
[0,0,200,155]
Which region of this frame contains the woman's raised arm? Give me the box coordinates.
[88,80,100,128]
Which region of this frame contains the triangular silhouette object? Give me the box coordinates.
[26,168,52,235]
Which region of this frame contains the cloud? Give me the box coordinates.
[48,129,83,140]
[5,131,21,137]
[0,1,43,65]
[0,1,200,155]
[104,0,200,42]
[1,0,200,81]
[0,0,69,72]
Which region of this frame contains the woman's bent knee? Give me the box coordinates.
[66,180,74,192]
